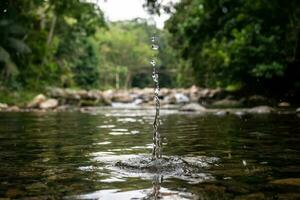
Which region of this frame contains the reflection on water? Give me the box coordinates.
[0,110,299,199]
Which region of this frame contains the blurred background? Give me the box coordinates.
[0,0,299,105]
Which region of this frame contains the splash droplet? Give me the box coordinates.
[151,44,159,50]
[150,60,156,66]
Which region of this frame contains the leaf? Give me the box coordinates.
[0,46,10,62]
[7,24,26,36]
[0,19,11,27]
[0,46,19,77]
[7,38,31,54]
[5,60,19,77]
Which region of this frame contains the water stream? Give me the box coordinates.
[151,36,162,160]
[0,112,299,199]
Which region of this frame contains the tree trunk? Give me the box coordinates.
[115,66,120,89]
[125,71,131,89]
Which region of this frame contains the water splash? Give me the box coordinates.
[151,36,162,160]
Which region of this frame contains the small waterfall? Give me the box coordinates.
[151,36,162,160]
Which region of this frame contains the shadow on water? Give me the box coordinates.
[0,110,300,199]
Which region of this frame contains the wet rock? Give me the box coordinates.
[27,94,47,108]
[39,99,58,109]
[215,110,230,116]
[243,95,269,106]
[112,92,134,103]
[47,87,66,98]
[0,103,8,110]
[175,93,190,104]
[270,178,300,186]
[234,111,247,117]
[160,88,172,96]
[164,95,177,104]
[189,85,200,102]
[198,88,226,101]
[65,89,81,100]
[212,99,241,107]
[248,106,275,114]
[278,102,290,107]
[180,103,206,112]
[102,90,114,102]
[7,106,20,112]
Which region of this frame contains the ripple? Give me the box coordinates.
[73,187,195,200]
[97,125,115,128]
[108,132,131,135]
[92,153,218,184]
[111,128,128,132]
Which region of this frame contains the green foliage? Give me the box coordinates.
[72,38,100,88]
[166,0,300,91]
[96,20,179,88]
[0,0,105,89]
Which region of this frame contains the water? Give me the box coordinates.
[151,36,161,159]
[0,110,300,199]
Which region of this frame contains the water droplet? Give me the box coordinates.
[150,60,156,66]
[3,9,7,13]
[151,44,159,50]
[242,160,247,166]
[151,36,156,43]
[152,73,158,82]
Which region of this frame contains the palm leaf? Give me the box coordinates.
[0,46,10,62]
[0,46,19,77]
[7,38,31,54]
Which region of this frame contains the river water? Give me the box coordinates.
[0,109,299,199]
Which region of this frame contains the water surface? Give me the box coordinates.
[0,109,299,199]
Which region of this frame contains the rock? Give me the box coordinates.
[278,102,290,107]
[296,108,300,113]
[175,93,190,104]
[189,85,200,102]
[248,106,275,114]
[0,103,8,110]
[164,95,177,104]
[243,95,269,106]
[112,92,134,103]
[198,88,226,100]
[47,87,65,98]
[133,98,143,105]
[7,106,20,112]
[102,90,114,102]
[39,99,58,109]
[270,178,300,186]
[234,111,247,117]
[65,89,81,100]
[215,110,230,116]
[79,100,101,107]
[180,103,206,112]
[27,94,47,108]
[212,99,241,107]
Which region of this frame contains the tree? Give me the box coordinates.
[165,0,300,94]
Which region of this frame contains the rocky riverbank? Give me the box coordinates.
[0,86,299,114]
